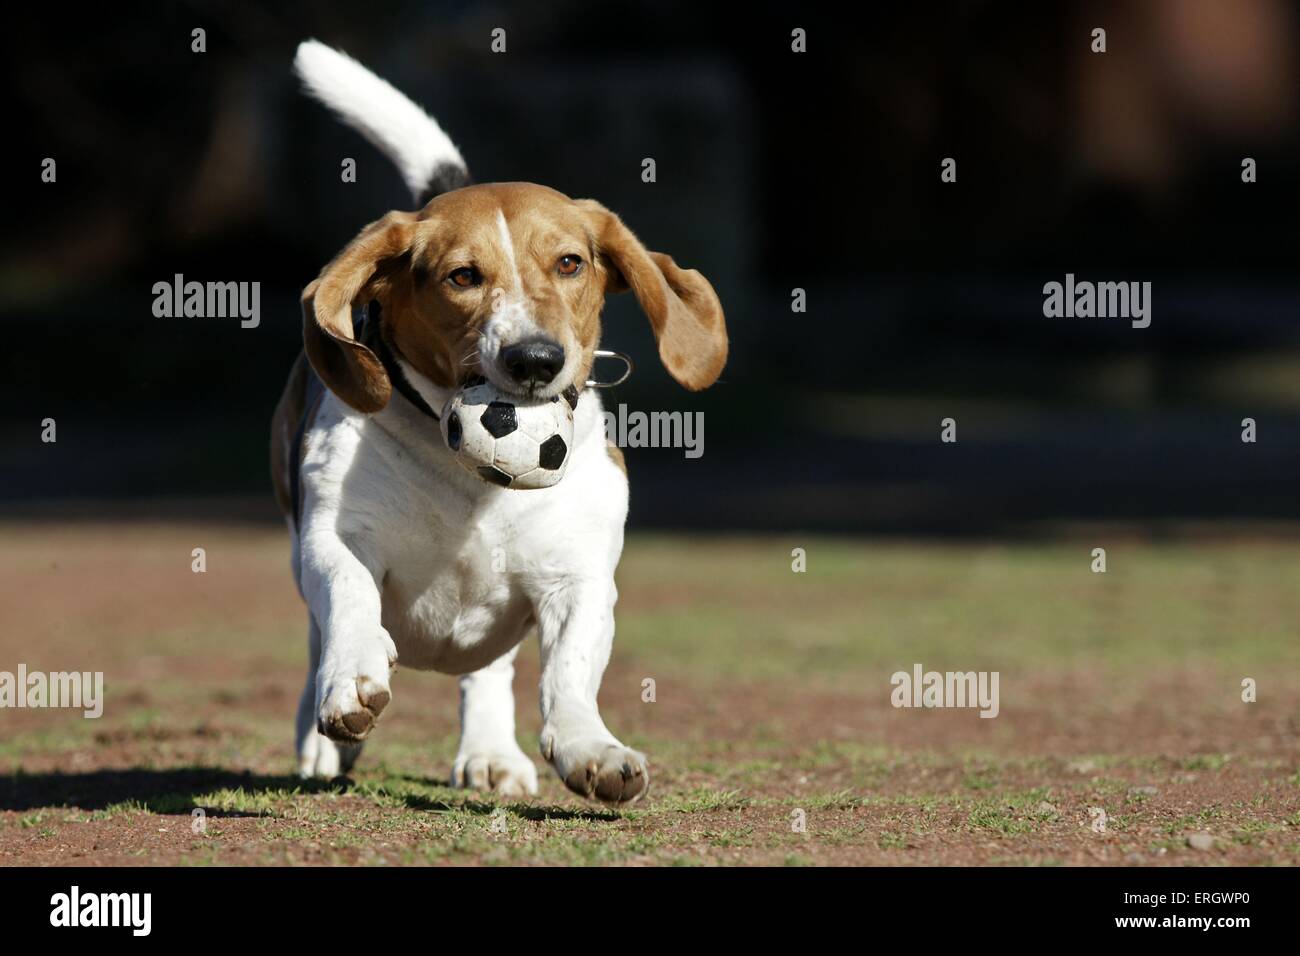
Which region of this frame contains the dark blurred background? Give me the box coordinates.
[6,0,1300,534]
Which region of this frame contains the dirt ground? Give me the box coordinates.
[0,521,1297,865]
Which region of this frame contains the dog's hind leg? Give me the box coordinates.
[450,646,539,798]
[296,615,364,778]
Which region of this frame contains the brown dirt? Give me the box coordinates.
[0,522,1297,865]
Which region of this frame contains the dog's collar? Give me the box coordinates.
[360,302,634,420]
[362,301,441,423]
[586,350,633,388]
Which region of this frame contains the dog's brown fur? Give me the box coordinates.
[269,352,326,525]
[300,182,728,414]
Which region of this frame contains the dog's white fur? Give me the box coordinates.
[288,42,647,802]
[294,40,464,202]
[293,365,635,798]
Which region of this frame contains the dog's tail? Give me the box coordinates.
[293,39,469,205]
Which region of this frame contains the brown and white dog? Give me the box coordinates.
[270,41,727,803]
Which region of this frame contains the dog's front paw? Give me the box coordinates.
[451,748,539,798]
[316,630,396,743]
[317,673,391,742]
[542,733,649,805]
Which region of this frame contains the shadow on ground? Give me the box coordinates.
[0,767,623,823]
[0,768,342,815]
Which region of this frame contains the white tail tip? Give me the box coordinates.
[294,39,467,203]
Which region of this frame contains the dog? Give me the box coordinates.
[270,41,727,803]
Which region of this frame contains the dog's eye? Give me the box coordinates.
[557,255,584,277]
[447,267,481,288]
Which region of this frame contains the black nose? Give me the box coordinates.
[500,339,565,387]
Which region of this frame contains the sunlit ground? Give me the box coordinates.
[0,523,1296,865]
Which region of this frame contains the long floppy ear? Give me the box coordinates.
[579,200,728,391]
[301,211,417,412]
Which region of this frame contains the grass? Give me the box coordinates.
[610,538,1300,688]
[0,525,1298,865]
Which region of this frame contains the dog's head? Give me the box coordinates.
[301,182,727,412]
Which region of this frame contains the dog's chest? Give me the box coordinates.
[319,397,627,676]
[380,503,537,674]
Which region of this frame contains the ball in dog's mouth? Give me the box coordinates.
[440,380,574,489]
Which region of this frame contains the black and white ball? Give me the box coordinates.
[440,381,575,489]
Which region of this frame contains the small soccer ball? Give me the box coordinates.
[440,380,575,489]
